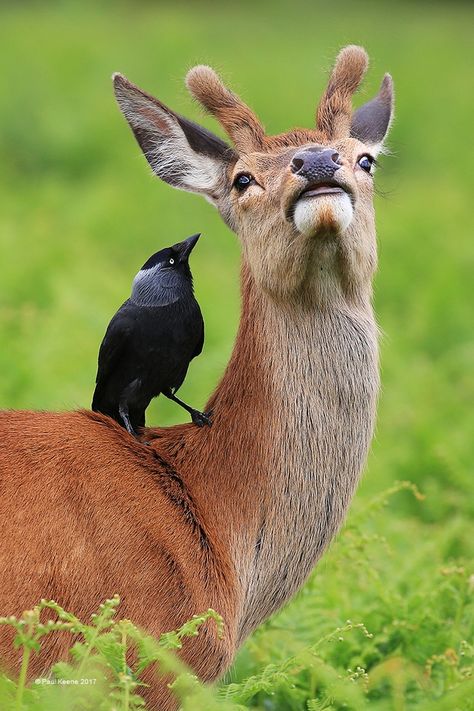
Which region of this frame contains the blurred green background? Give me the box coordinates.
[1,1,473,708]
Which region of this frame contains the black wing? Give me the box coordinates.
[92,303,136,407]
[192,310,205,359]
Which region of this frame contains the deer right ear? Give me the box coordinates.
[351,74,394,153]
[113,73,237,203]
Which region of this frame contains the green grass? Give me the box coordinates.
[0,1,473,708]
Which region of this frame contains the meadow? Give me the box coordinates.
[0,1,473,708]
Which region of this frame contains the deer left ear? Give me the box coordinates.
[351,74,394,153]
[113,73,237,204]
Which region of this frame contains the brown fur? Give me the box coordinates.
[186,65,266,152]
[0,46,394,710]
[316,45,368,139]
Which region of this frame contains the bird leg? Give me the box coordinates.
[119,403,140,439]
[163,390,212,427]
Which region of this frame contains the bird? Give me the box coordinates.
[92,233,211,438]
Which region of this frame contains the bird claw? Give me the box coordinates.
[191,409,213,428]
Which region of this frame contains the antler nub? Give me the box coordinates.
[316,45,369,140]
[186,65,265,152]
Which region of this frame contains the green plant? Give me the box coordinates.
[0,597,226,710]
[1,484,472,710]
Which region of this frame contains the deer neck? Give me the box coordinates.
[157,260,379,641]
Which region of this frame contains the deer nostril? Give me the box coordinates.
[291,157,305,173]
[331,151,341,166]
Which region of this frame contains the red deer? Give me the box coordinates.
[0,46,394,709]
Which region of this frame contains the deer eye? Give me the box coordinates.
[357,154,376,174]
[233,173,255,191]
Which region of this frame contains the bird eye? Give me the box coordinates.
[169,258,175,265]
[357,154,376,174]
[233,173,254,191]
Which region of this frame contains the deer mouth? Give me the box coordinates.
[299,183,347,199]
[286,181,353,222]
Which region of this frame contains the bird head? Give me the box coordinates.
[131,233,201,305]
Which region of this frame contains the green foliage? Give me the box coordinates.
[0,1,473,710]
[228,483,474,710]
[1,485,472,709]
[0,597,227,710]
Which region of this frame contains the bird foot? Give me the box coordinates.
[191,409,213,427]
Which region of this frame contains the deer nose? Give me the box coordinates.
[290,148,341,181]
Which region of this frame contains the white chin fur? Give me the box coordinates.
[293,193,353,237]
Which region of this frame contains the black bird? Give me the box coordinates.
[92,233,211,437]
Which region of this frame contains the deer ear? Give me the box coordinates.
[113,73,237,203]
[351,74,394,153]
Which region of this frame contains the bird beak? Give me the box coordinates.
[174,233,201,263]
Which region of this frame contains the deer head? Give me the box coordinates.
[113,46,394,303]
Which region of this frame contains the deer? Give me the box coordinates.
[0,45,394,710]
